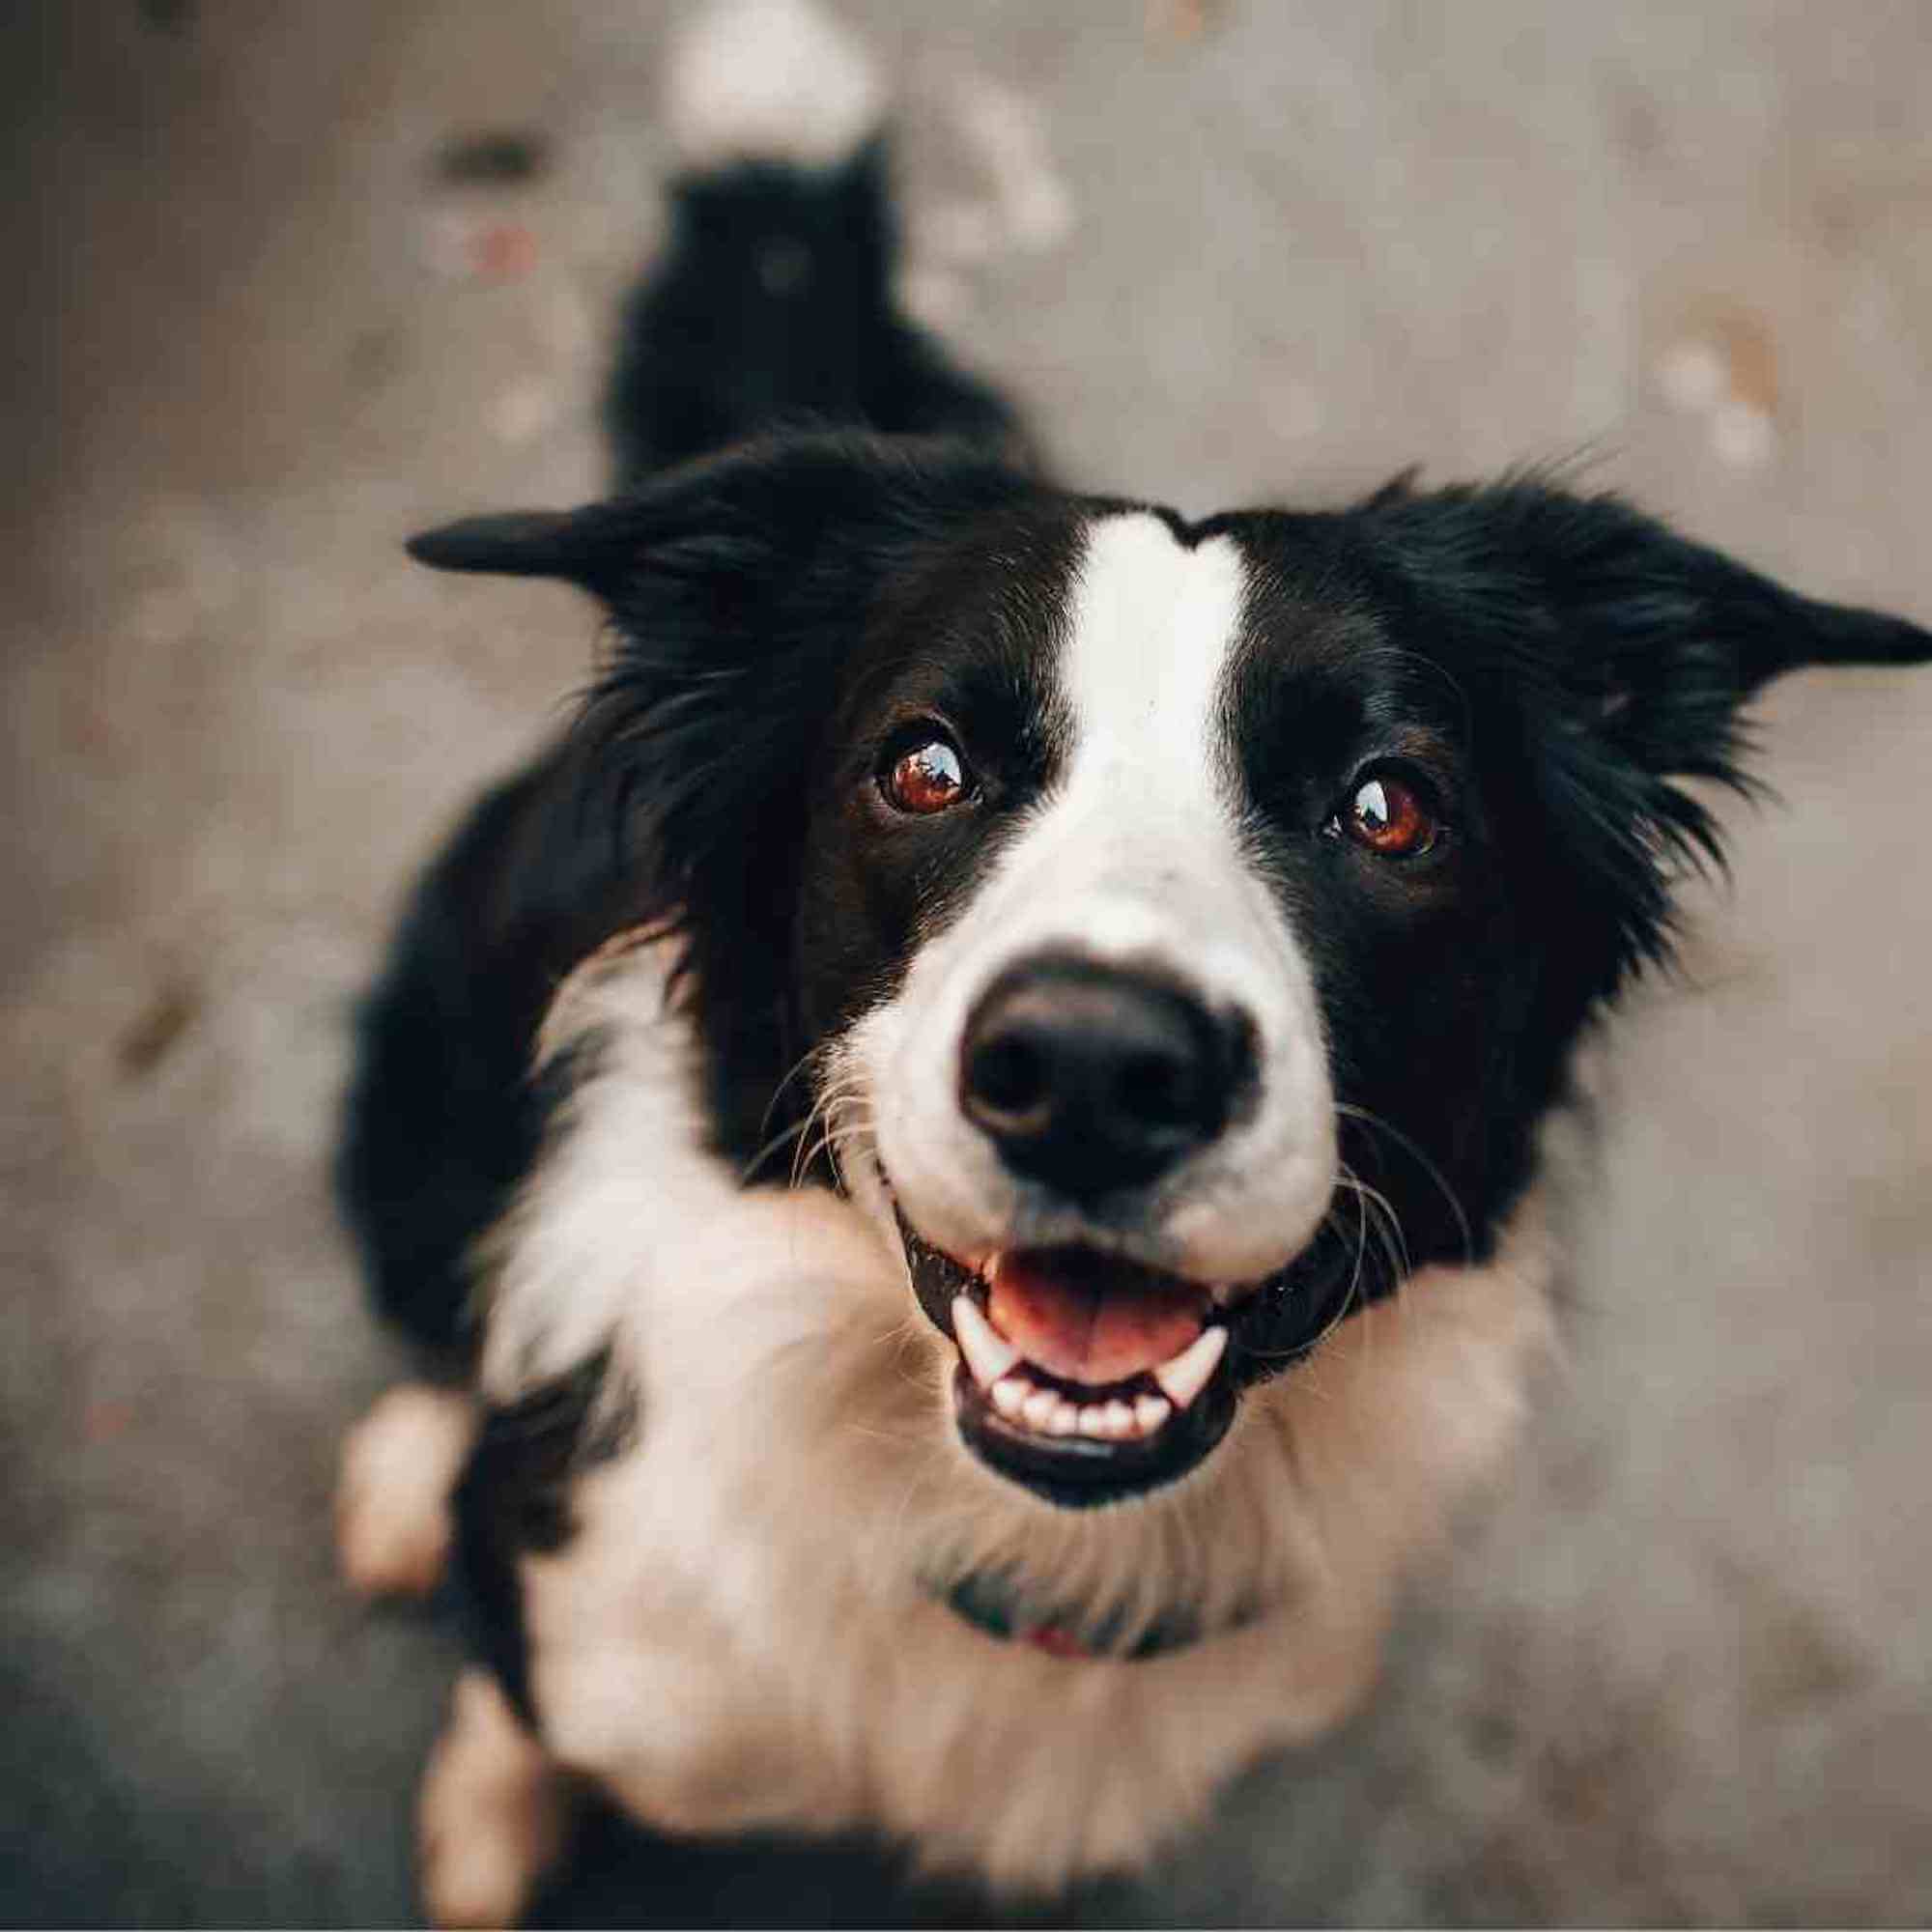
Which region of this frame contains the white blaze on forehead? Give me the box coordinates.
[1058,513,1247,816]
[992,508,1293,1065]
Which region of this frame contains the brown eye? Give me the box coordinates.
[882,735,969,815]
[1342,772,1439,858]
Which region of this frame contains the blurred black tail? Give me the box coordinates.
[605,0,1027,489]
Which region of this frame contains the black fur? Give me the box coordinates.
[335,743,644,1361]
[449,1352,635,1724]
[606,143,1027,489]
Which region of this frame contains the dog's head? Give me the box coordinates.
[413,433,1929,1509]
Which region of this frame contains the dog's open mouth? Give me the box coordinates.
[895,1211,1240,1507]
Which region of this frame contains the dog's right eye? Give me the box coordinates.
[880,731,972,815]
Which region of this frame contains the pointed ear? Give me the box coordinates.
[404,430,1032,610]
[1527,490,1929,975]
[405,510,585,578]
[1405,478,1932,719]
[1361,478,1932,983]
[403,497,665,600]
[1773,583,1932,678]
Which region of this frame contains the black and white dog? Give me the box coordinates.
[334,3,1932,1920]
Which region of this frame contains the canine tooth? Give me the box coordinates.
[990,1378,1029,1420]
[1134,1394,1172,1435]
[1153,1326,1228,1409]
[952,1295,1020,1388]
[1103,1400,1135,1438]
[1022,1388,1059,1432]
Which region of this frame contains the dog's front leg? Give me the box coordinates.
[336,1382,476,1600]
[418,1667,575,1930]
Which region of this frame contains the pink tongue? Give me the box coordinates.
[986,1251,1208,1386]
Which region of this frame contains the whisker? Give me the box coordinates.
[1332,1169,1412,1282]
[1334,1100,1473,1264]
[1239,1187,1370,1366]
[751,1037,843,1160]
[739,1115,810,1184]
[741,1060,868,1184]
[790,1087,876,1192]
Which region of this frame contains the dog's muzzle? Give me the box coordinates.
[886,953,1274,1507]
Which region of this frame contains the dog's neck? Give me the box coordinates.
[932,1567,1257,1661]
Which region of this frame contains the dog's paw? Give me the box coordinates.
[335,1382,474,1599]
[419,1669,572,1930]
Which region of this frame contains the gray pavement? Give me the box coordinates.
[5,1,1931,1921]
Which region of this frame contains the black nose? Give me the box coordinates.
[958,957,1252,1202]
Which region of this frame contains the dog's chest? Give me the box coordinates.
[474,963,1553,1885]
[514,1428,1325,1886]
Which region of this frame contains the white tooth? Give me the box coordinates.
[1153,1326,1228,1409]
[1103,1400,1135,1438]
[1079,1405,1111,1438]
[1047,1401,1081,1435]
[990,1378,1028,1420]
[1134,1394,1172,1435]
[952,1295,1020,1389]
[1022,1388,1059,1432]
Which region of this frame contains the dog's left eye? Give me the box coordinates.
[880,732,971,815]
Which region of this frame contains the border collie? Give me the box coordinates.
[333,3,1932,1920]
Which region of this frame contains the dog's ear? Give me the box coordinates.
[1470,479,1927,718]
[408,427,1038,938]
[1363,479,1932,989]
[407,429,1029,598]
[405,510,585,578]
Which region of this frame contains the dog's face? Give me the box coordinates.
[412,433,1930,1510]
[795,505,1527,1506]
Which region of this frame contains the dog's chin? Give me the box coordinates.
[891,1204,1248,1510]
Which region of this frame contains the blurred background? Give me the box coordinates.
[5,0,1931,1922]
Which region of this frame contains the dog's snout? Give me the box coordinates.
[958,958,1252,1201]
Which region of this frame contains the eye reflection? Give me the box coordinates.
[882,736,969,815]
[1341,772,1438,858]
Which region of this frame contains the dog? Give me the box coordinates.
[332,3,1932,1921]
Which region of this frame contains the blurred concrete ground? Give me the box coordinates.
[4,0,1931,1922]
